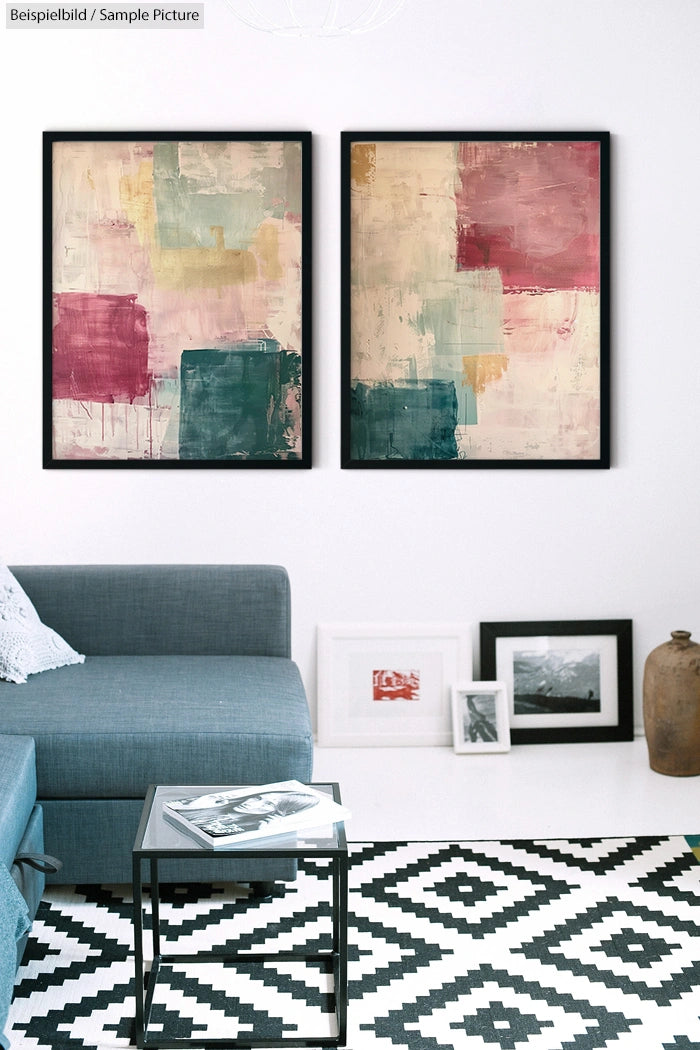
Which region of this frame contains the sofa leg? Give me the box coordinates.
[249,880,276,899]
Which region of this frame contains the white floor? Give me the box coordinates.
[312,737,700,842]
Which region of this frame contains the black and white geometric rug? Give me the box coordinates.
[8,836,700,1050]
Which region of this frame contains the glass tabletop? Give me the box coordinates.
[134,783,347,858]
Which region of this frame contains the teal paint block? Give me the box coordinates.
[179,345,301,460]
[350,379,458,461]
[152,142,270,250]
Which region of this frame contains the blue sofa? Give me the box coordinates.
[2,565,314,888]
[0,735,44,1048]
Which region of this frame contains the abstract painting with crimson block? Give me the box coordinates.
[44,132,311,467]
[342,132,609,468]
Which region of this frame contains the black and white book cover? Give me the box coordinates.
[163,781,350,848]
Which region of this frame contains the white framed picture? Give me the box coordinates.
[317,623,473,746]
[451,681,511,754]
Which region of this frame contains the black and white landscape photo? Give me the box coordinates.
[513,648,601,715]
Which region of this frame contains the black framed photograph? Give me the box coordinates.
[341,131,610,468]
[44,131,312,467]
[480,620,633,744]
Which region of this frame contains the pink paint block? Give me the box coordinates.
[455,140,601,292]
[53,292,150,403]
[457,226,600,292]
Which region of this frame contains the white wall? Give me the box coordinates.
[3,0,699,734]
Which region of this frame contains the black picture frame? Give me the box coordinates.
[480,619,633,744]
[341,130,610,469]
[44,131,312,468]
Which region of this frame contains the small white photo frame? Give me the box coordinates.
[451,681,511,754]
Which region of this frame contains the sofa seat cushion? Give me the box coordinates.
[0,736,37,870]
[2,656,313,798]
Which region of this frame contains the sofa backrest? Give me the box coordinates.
[9,565,292,658]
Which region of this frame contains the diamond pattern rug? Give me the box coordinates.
[7,836,700,1049]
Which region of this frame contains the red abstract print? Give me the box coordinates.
[373,669,420,702]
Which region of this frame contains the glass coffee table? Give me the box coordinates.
[132,783,348,1049]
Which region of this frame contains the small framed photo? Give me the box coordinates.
[480,620,633,744]
[451,682,510,754]
[317,622,473,746]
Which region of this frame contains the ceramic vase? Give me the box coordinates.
[643,630,700,776]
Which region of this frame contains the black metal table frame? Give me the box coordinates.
[132,783,349,1049]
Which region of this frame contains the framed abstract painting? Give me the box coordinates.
[341,131,610,468]
[44,131,311,467]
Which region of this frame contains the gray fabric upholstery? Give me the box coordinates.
[9,565,291,658]
[11,805,45,965]
[11,806,45,924]
[2,566,312,886]
[0,861,30,1048]
[0,737,45,975]
[5,656,311,798]
[0,737,36,871]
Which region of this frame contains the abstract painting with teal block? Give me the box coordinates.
[48,134,309,466]
[344,134,606,465]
